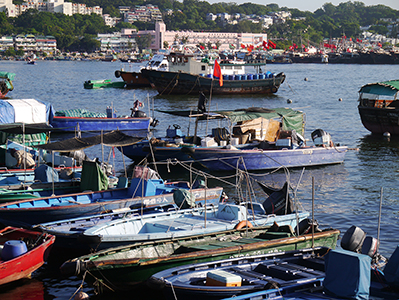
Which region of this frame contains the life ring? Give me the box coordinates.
[115,70,121,78]
[235,220,253,230]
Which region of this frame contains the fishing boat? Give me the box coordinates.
[149,247,328,300]
[217,227,399,300]
[83,79,125,89]
[120,107,347,172]
[0,168,223,227]
[0,72,15,98]
[0,226,55,286]
[141,68,285,96]
[60,225,340,293]
[357,79,399,135]
[115,54,168,88]
[49,101,152,133]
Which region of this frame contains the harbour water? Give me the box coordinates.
[0,60,398,299]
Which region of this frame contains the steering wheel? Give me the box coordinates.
[173,124,181,129]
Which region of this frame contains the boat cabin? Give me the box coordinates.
[358,80,399,109]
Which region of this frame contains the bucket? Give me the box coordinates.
[241,75,247,80]
[106,107,114,118]
[258,74,265,79]
[247,74,253,80]
[207,74,213,78]
[1,240,28,261]
[219,140,227,147]
[223,75,229,80]
[266,71,272,78]
[229,75,234,80]
[234,75,241,80]
[253,74,258,80]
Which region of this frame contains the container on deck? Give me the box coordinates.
[1,240,28,261]
[206,270,242,287]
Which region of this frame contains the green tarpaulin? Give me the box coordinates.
[359,80,399,96]
[80,160,108,192]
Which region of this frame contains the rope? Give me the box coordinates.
[185,75,201,95]
[159,73,179,96]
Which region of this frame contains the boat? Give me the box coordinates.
[120,106,347,172]
[217,226,399,300]
[141,68,285,96]
[115,54,168,88]
[59,224,340,293]
[49,102,152,133]
[0,226,55,286]
[149,246,328,300]
[357,79,399,135]
[83,79,125,89]
[0,72,15,98]
[0,163,224,227]
[41,187,308,252]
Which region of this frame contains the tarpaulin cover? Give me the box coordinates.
[34,164,59,183]
[173,189,195,209]
[0,123,53,134]
[0,99,54,124]
[33,130,144,152]
[80,160,108,192]
[324,249,371,300]
[158,107,305,136]
[384,245,399,287]
[359,80,399,96]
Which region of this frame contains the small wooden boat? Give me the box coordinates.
[60,225,340,293]
[50,103,151,133]
[149,247,328,300]
[0,174,224,227]
[83,79,125,89]
[358,79,399,135]
[0,226,55,286]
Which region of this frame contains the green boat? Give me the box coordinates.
[84,79,125,89]
[0,72,15,98]
[60,224,340,293]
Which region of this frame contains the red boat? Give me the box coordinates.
[0,227,55,285]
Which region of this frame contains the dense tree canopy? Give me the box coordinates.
[1,1,398,52]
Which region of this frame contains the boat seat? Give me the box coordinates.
[230,267,286,286]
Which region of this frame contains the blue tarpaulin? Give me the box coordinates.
[324,249,371,300]
[0,99,54,124]
[384,245,399,287]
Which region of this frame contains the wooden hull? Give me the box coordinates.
[141,69,286,95]
[50,116,150,133]
[60,227,340,292]
[0,227,55,286]
[358,106,399,135]
[0,186,223,227]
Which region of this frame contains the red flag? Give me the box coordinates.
[213,60,223,87]
[293,43,298,49]
[268,40,276,49]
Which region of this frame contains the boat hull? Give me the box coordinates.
[121,144,348,171]
[60,227,339,292]
[117,71,151,88]
[0,186,223,227]
[50,116,150,133]
[358,106,399,135]
[0,227,55,286]
[141,69,286,95]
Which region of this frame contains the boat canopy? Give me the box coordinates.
[0,99,54,124]
[359,80,399,97]
[33,130,144,152]
[0,72,15,81]
[158,107,305,135]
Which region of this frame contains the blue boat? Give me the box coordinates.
[0,170,224,227]
[120,107,347,171]
[49,102,152,133]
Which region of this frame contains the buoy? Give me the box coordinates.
[304,77,308,81]
[339,98,343,101]
[287,99,292,104]
[383,132,391,138]
[74,291,89,300]
[235,220,253,230]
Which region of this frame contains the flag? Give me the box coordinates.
[213,60,223,87]
[268,40,276,49]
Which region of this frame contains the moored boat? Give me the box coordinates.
[357,79,399,135]
[60,225,340,293]
[49,102,152,133]
[83,79,125,89]
[0,226,55,286]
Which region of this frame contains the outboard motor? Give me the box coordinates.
[311,129,332,147]
[341,225,366,253]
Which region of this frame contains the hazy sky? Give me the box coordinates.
[206,0,399,12]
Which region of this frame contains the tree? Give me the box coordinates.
[4,47,16,57]
[163,41,169,49]
[136,33,152,52]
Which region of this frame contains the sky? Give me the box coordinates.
[206,0,399,12]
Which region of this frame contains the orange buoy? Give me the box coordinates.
[235,220,253,230]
